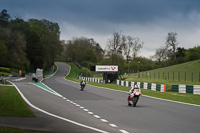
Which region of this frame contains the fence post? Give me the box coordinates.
[185,72,186,81]
[192,72,193,82]
[163,72,164,80]
[199,72,200,82]
[168,72,169,80]
[150,72,151,79]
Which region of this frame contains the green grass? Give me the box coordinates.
[0,126,53,133]
[65,62,82,82]
[44,64,58,78]
[0,86,34,117]
[124,60,200,91]
[65,62,200,105]
[0,72,12,77]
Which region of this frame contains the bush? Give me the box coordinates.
[82,68,92,77]
[0,67,10,73]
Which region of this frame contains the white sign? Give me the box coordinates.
[96,65,118,72]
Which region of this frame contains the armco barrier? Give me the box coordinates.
[194,85,200,95]
[172,85,200,95]
[78,76,167,92]
[116,80,166,92]
[78,76,104,84]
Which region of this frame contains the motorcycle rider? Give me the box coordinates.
[80,79,86,90]
[128,84,139,100]
[129,84,139,94]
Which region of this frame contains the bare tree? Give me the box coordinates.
[153,47,168,64]
[107,31,123,55]
[122,35,134,63]
[166,32,178,59]
[132,37,143,58]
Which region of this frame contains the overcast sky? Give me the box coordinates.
[1,0,200,58]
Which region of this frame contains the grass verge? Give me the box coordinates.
[0,86,34,117]
[65,62,200,105]
[65,62,82,82]
[44,64,58,78]
[0,126,53,133]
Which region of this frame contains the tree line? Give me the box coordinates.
[0,9,62,72]
[153,32,200,67]
[61,31,200,75]
[1,9,200,74]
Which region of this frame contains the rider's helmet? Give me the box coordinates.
[135,84,139,88]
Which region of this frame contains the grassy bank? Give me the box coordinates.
[65,62,82,82]
[65,62,200,105]
[0,86,34,117]
[124,60,200,91]
[44,64,58,78]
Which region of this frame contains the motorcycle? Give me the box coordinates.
[128,87,141,107]
[80,81,86,91]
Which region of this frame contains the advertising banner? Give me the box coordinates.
[95,65,118,72]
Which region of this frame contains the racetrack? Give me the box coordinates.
[8,62,200,133]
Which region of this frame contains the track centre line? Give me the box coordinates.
[42,64,130,132]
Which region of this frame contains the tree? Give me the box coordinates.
[0,30,7,66]
[98,54,125,73]
[153,47,168,64]
[122,35,134,64]
[82,48,97,67]
[185,46,200,61]
[175,47,186,63]
[64,37,103,68]
[107,31,123,55]
[0,9,10,27]
[5,29,28,70]
[93,43,104,61]
[132,37,143,58]
[165,32,178,60]
[28,19,62,70]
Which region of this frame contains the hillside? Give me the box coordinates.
[124,59,200,89]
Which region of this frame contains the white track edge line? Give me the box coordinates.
[9,81,109,133]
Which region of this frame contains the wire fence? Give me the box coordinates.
[131,71,200,83]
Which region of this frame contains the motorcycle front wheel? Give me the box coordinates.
[132,96,138,107]
[80,85,85,91]
[127,96,132,106]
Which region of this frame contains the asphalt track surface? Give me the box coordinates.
[3,62,200,133]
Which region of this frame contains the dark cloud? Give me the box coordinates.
[1,0,200,57]
[2,0,200,24]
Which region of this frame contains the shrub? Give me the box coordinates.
[0,67,10,73]
[82,68,92,77]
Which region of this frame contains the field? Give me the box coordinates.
[124,60,200,90]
